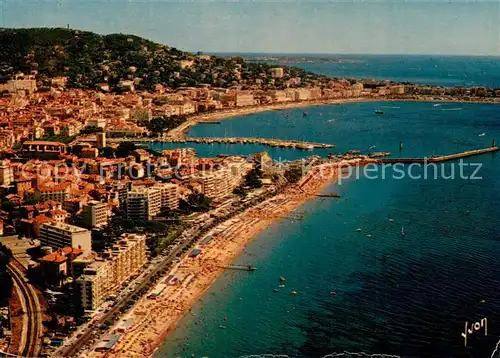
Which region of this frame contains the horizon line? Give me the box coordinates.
[206,51,500,57]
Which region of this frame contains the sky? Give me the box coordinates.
[1,0,499,55]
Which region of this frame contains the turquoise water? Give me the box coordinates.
[155,101,500,357]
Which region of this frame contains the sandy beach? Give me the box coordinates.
[86,161,360,358]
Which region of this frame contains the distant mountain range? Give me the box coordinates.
[0,28,325,91]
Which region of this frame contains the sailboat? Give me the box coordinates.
[401,226,405,237]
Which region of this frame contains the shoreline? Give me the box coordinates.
[168,96,500,138]
[88,162,353,358]
[168,98,370,138]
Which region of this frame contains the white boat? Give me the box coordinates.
[401,226,405,237]
[433,103,441,107]
[478,133,486,137]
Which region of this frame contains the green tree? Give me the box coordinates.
[180,193,212,213]
[284,166,303,183]
[244,168,263,188]
[116,142,136,157]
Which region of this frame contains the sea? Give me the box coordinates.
[153,55,500,358]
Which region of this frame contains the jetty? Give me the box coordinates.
[223,265,257,271]
[108,136,335,150]
[378,146,499,164]
[315,193,341,198]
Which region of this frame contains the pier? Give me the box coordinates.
[315,193,341,198]
[377,146,499,164]
[107,136,335,150]
[223,265,257,271]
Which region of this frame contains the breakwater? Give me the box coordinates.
[107,136,335,150]
[377,146,499,164]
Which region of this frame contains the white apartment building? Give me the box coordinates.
[77,234,147,311]
[82,201,108,228]
[154,183,179,210]
[96,132,106,149]
[197,169,233,202]
[269,67,284,78]
[0,160,13,186]
[235,93,255,107]
[39,222,92,253]
[126,187,162,220]
[87,117,107,128]
[7,77,37,94]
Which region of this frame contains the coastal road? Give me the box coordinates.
[7,259,42,358]
[61,189,277,357]
[59,230,200,357]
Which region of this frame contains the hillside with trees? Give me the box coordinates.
[0,28,325,91]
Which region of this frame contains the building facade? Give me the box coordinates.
[126,187,161,220]
[155,183,179,210]
[0,160,13,186]
[39,222,92,253]
[197,169,232,202]
[82,201,108,228]
[76,234,147,311]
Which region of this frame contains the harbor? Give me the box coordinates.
[107,136,335,150]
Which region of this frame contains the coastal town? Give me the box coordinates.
[0,28,500,358]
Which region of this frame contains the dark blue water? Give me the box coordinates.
[178,101,496,159]
[155,101,500,358]
[236,54,500,88]
[291,55,500,88]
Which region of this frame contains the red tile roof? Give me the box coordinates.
[32,214,53,225]
[40,247,83,264]
[23,140,67,147]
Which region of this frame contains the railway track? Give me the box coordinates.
[7,259,42,358]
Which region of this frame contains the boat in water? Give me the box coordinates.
[303,112,308,117]
[401,226,405,237]
[433,103,441,107]
[374,109,384,114]
[478,132,486,137]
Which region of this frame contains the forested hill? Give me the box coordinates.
[0,28,323,91]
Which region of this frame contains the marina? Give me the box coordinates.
[158,100,500,358]
[108,136,335,150]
